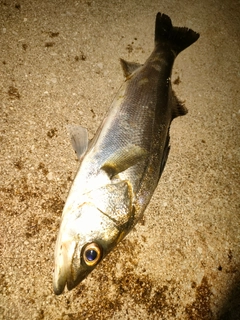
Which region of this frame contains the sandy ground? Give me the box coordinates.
[1,0,239,319]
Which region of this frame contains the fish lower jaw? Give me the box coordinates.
[53,272,67,295]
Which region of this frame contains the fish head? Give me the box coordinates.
[53,199,126,295]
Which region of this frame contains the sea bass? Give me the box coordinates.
[53,12,199,295]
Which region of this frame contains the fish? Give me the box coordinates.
[53,12,200,295]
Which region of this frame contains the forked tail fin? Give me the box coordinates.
[155,12,200,55]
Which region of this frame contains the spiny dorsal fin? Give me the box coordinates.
[120,58,142,78]
[67,125,88,160]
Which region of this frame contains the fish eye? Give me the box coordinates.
[82,242,102,267]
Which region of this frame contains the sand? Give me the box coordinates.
[1,0,239,319]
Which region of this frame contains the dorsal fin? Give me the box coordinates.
[120,58,142,78]
[67,125,88,160]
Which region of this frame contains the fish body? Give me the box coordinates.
[53,13,199,295]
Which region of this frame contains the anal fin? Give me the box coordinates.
[171,90,188,119]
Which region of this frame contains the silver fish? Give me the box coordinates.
[53,12,199,295]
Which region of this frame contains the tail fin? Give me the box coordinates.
[155,13,200,55]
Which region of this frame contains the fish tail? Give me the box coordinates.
[155,12,200,55]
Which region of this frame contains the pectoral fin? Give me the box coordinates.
[67,125,88,160]
[101,144,148,178]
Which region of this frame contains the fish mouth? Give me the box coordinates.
[66,269,91,291]
[53,272,67,295]
[53,250,68,295]
[53,270,90,295]
[53,238,76,295]
[53,259,92,295]
[53,237,93,294]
